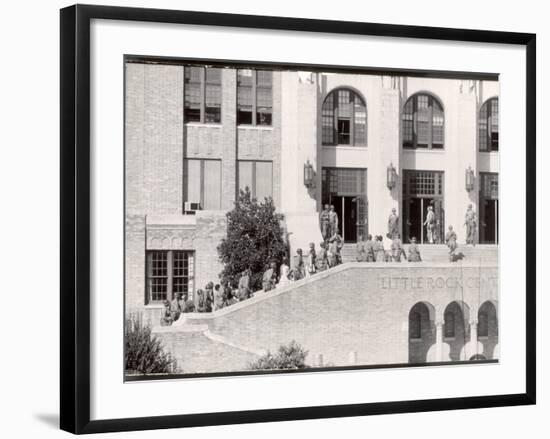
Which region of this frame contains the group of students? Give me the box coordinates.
[356,233,422,263]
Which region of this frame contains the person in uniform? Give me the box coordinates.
[278,259,291,287]
[391,233,407,262]
[424,205,436,244]
[328,205,339,238]
[364,234,375,262]
[356,234,366,262]
[387,208,399,239]
[445,225,458,261]
[204,282,214,309]
[181,292,195,313]
[306,242,317,276]
[316,242,328,272]
[170,293,182,321]
[213,284,224,311]
[319,204,331,242]
[238,269,252,301]
[262,261,278,291]
[464,204,477,245]
[160,300,174,326]
[407,237,422,262]
[292,248,306,281]
[195,289,208,312]
[328,228,344,266]
[374,235,386,262]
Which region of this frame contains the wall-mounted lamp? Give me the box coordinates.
[465,166,475,192]
[386,162,397,190]
[304,160,315,188]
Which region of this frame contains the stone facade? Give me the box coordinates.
[154,262,499,374]
[124,59,499,334]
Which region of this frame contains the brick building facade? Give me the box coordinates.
[125,58,499,369]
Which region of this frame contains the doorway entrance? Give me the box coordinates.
[402,171,444,244]
[322,168,368,243]
[479,173,499,244]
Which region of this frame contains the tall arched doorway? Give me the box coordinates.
[408,302,435,363]
[443,301,470,361]
[478,301,499,359]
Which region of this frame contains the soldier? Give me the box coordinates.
[356,234,366,262]
[364,234,375,262]
[328,205,339,238]
[424,205,436,244]
[181,292,195,313]
[328,228,344,266]
[292,249,306,281]
[204,281,214,308]
[391,233,407,262]
[445,225,458,261]
[262,261,278,291]
[319,204,331,241]
[195,289,209,312]
[170,293,182,321]
[306,242,317,276]
[464,204,477,245]
[316,242,328,271]
[237,269,252,301]
[387,208,399,239]
[213,284,224,311]
[160,300,174,326]
[374,235,386,262]
[408,237,422,262]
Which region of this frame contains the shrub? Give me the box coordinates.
[125,314,177,374]
[248,341,309,370]
[218,187,288,291]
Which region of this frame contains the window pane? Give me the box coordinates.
[184,67,202,122]
[432,99,444,148]
[255,161,273,200]
[354,99,367,145]
[203,160,221,210]
[490,98,499,151]
[185,159,201,205]
[205,68,222,123]
[416,95,429,147]
[256,70,272,126]
[322,93,335,145]
[173,251,191,295]
[238,161,254,196]
[148,251,168,302]
[402,99,414,148]
[237,69,253,124]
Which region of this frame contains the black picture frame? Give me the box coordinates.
[60,4,536,434]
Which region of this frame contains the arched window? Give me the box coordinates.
[479,98,499,152]
[322,88,367,146]
[402,93,444,149]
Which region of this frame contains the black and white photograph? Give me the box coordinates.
[124,59,500,378]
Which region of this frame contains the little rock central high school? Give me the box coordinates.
[125,58,499,372]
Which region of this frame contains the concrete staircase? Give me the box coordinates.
[341,243,498,264]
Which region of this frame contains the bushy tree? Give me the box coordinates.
[218,188,287,291]
[125,315,177,375]
[248,341,309,370]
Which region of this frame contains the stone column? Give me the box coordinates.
[468,320,479,359]
[435,320,444,362]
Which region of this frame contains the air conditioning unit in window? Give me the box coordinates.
[184,202,201,214]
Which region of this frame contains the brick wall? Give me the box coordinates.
[154,262,498,373]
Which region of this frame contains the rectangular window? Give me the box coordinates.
[146,250,194,304]
[238,161,273,200]
[184,66,222,124]
[237,69,273,126]
[184,159,222,210]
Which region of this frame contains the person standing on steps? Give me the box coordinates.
[328,205,339,238]
[391,233,407,262]
[424,205,435,244]
[445,225,458,261]
[464,204,477,246]
[407,237,422,262]
[387,208,399,239]
[319,204,331,242]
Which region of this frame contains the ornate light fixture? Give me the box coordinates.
[465,166,475,192]
[386,162,397,190]
[303,160,315,188]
